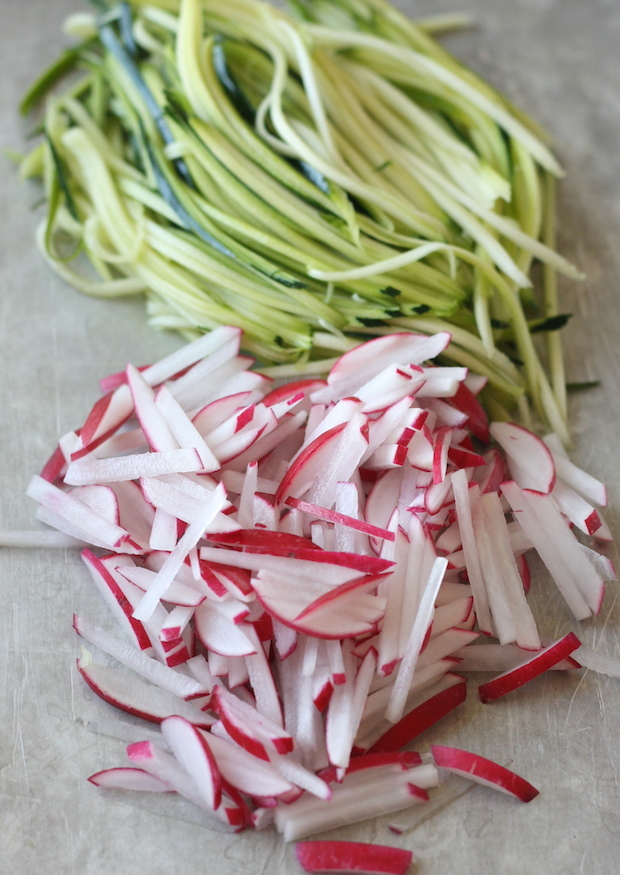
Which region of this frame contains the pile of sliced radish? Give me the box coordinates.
[26,326,615,870]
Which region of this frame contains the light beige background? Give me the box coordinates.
[1,2,619,873]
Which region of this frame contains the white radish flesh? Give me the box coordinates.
[18,328,613,852]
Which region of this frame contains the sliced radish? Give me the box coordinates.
[551,479,603,536]
[193,600,257,657]
[318,752,423,783]
[81,549,153,652]
[133,482,228,621]
[141,325,242,388]
[88,767,173,793]
[490,422,556,493]
[386,557,449,723]
[160,715,223,810]
[430,745,539,802]
[275,424,348,505]
[27,475,138,553]
[208,528,321,554]
[211,684,294,759]
[73,615,206,700]
[312,332,451,404]
[125,739,237,825]
[451,470,492,634]
[198,729,296,799]
[275,769,429,841]
[543,433,607,507]
[21,328,614,851]
[477,632,582,703]
[295,840,414,875]
[285,497,395,543]
[365,674,466,754]
[448,382,490,443]
[501,482,608,619]
[73,384,134,458]
[263,379,328,408]
[77,658,212,727]
[117,565,206,608]
[65,448,205,486]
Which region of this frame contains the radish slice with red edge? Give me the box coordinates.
[160,715,223,810]
[366,675,467,754]
[77,658,213,727]
[490,421,556,493]
[430,745,539,802]
[295,840,414,875]
[477,632,582,703]
[88,767,173,793]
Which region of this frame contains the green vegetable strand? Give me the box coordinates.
[19,0,582,434]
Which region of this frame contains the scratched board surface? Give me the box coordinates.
[1,1,619,873]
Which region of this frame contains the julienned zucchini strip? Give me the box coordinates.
[20,0,577,438]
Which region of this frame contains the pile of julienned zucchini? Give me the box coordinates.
[19,0,579,439]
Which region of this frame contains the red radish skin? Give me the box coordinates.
[431,745,539,802]
[543,433,608,507]
[200,545,393,576]
[200,561,253,599]
[447,445,486,469]
[448,382,490,444]
[478,632,582,703]
[285,497,396,542]
[318,752,423,784]
[293,572,391,622]
[208,529,323,553]
[474,447,506,494]
[295,840,414,875]
[80,549,152,652]
[517,553,531,594]
[262,379,328,407]
[366,676,467,754]
[501,482,600,620]
[77,659,213,728]
[75,386,134,457]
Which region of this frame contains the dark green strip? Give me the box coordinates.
[20,44,89,116]
[529,313,572,333]
[119,1,139,59]
[212,38,256,125]
[47,135,80,221]
[98,20,195,188]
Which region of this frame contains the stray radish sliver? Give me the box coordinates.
[88,767,173,793]
[477,632,582,703]
[295,840,414,875]
[77,658,213,728]
[430,745,539,802]
[23,329,615,863]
